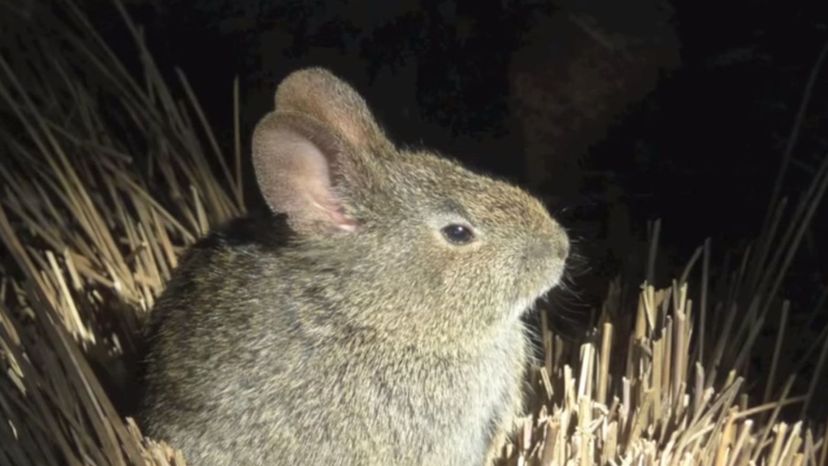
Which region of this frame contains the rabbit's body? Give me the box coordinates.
[141,69,569,465]
[143,218,529,465]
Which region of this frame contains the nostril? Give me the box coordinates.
[558,236,570,261]
[521,234,568,289]
[526,240,545,261]
[527,237,562,263]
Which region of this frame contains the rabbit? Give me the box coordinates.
[139,67,570,466]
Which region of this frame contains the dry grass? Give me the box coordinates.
[0,1,827,465]
[0,0,241,464]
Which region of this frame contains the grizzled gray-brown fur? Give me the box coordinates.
[140,68,569,465]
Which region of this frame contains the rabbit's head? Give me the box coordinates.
[252,68,569,347]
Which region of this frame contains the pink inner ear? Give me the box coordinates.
[254,126,357,233]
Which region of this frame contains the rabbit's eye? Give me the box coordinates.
[441,224,475,245]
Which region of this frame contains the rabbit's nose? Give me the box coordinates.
[525,232,568,265]
[555,232,570,261]
[537,222,569,260]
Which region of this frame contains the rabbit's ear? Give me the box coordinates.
[252,112,358,235]
[272,68,392,153]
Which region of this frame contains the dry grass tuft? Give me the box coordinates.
[0,0,241,463]
[1,1,826,465]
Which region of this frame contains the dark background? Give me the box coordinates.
[98,0,828,310]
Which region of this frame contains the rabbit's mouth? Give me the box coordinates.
[508,293,546,322]
[509,270,565,320]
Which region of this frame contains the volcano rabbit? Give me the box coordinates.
[140,68,569,466]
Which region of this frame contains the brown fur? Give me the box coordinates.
[140,68,569,465]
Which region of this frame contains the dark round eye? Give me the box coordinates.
[441,224,475,245]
